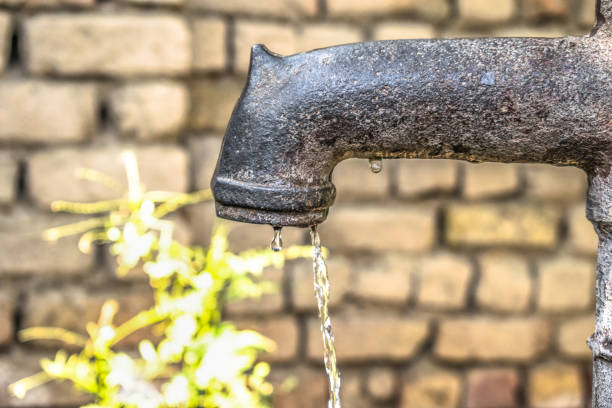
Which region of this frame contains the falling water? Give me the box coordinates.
[270,227,283,252]
[310,226,342,408]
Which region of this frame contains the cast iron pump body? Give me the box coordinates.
[212,1,612,405]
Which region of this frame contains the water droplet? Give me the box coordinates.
[369,158,383,173]
[270,227,283,252]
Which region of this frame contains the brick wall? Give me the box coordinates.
[0,0,601,407]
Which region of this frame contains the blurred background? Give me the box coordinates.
[0,0,602,407]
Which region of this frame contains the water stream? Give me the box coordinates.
[310,226,342,408]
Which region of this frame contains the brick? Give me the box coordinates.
[226,267,284,315]
[190,77,244,131]
[327,0,450,22]
[0,13,10,73]
[524,164,587,201]
[192,17,226,71]
[297,23,362,53]
[14,0,94,6]
[579,0,597,27]
[567,204,598,255]
[307,313,429,362]
[0,80,96,144]
[372,22,436,40]
[320,205,436,253]
[234,316,298,362]
[537,257,594,313]
[189,135,223,190]
[271,367,327,408]
[446,203,561,248]
[123,0,182,4]
[188,0,318,18]
[435,318,549,362]
[350,255,412,305]
[528,362,584,408]
[366,367,397,402]
[417,253,472,310]
[0,151,17,205]
[110,81,188,140]
[462,162,520,200]
[466,368,519,408]
[401,364,462,408]
[340,371,369,408]
[292,256,351,311]
[396,159,458,197]
[0,292,14,346]
[458,0,516,24]
[0,349,91,407]
[522,0,569,19]
[23,286,155,348]
[0,209,95,275]
[331,159,390,202]
[476,252,532,313]
[559,315,593,360]
[29,145,188,207]
[25,15,190,76]
[234,21,297,73]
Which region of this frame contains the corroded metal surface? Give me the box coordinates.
[213,2,612,405]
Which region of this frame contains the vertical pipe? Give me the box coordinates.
[587,171,612,407]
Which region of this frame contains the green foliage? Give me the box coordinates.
[10,151,312,408]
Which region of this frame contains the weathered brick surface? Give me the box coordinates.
[567,204,598,255]
[307,314,429,362]
[327,0,451,22]
[340,371,369,408]
[29,145,188,207]
[234,316,298,362]
[446,204,561,248]
[458,0,516,24]
[297,23,362,52]
[372,22,436,40]
[234,21,297,73]
[25,15,191,76]
[493,25,569,37]
[435,318,549,362]
[292,256,352,311]
[192,17,226,71]
[271,367,327,408]
[366,367,397,402]
[462,162,520,200]
[0,151,17,205]
[350,255,412,305]
[524,164,587,201]
[537,257,594,313]
[0,13,10,73]
[0,80,97,144]
[0,292,14,346]
[416,253,472,310]
[188,0,318,18]
[320,205,436,252]
[0,209,95,275]
[580,0,597,26]
[190,77,244,131]
[110,81,188,140]
[396,159,458,197]
[332,158,390,201]
[476,252,532,312]
[558,315,593,359]
[466,368,519,408]
[401,364,462,408]
[189,135,223,190]
[528,362,584,408]
[522,0,569,19]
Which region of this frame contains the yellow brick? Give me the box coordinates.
[435,318,549,362]
[476,252,531,312]
[396,159,458,197]
[190,77,243,131]
[417,253,472,310]
[567,204,598,255]
[462,162,520,200]
[524,163,587,201]
[188,0,317,18]
[559,315,594,360]
[372,22,436,40]
[458,0,516,24]
[401,364,461,408]
[528,362,584,408]
[537,257,594,313]
[234,316,299,362]
[192,17,226,71]
[446,203,561,248]
[332,158,390,202]
[327,0,450,22]
[350,254,413,305]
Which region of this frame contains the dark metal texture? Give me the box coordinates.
[212,4,612,404]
